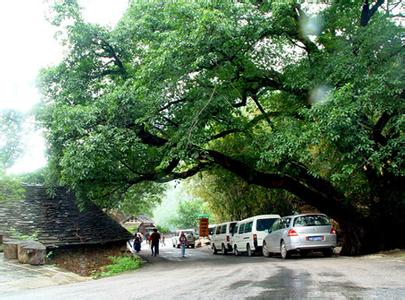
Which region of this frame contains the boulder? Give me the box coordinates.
[3,240,19,259]
[17,240,46,265]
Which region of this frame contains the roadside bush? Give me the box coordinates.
[93,255,141,279]
[125,224,138,234]
[9,228,39,241]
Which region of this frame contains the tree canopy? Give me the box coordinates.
[39,0,404,254]
[0,109,24,171]
[186,168,298,222]
[0,109,25,201]
[169,198,210,230]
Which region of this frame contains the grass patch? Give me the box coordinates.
[9,228,39,241]
[124,224,138,234]
[93,255,141,279]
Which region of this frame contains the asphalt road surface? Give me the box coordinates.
[3,243,405,299]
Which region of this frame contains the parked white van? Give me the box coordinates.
[232,214,280,256]
[211,221,238,255]
[208,224,216,241]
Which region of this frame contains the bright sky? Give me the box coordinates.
[1,0,128,174]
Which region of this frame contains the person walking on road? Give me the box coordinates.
[179,232,188,258]
[150,228,161,256]
[133,232,142,253]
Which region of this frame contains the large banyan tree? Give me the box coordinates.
[39,0,404,255]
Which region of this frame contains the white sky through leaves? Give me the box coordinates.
[0,0,128,174]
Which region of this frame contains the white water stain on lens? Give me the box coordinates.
[301,15,323,38]
[309,85,332,105]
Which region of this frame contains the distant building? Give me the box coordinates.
[124,215,155,235]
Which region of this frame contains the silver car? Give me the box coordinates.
[262,213,337,259]
[172,230,196,248]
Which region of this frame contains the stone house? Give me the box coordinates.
[0,185,132,275]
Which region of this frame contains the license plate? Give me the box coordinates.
[307,236,323,241]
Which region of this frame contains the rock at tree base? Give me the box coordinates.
[3,240,19,259]
[17,240,46,265]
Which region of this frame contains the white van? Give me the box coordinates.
[211,221,238,255]
[232,214,280,256]
[208,224,216,241]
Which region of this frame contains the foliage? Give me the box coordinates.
[0,109,24,171]
[0,108,26,202]
[170,199,211,229]
[187,168,299,222]
[8,228,39,241]
[117,182,166,216]
[16,167,49,185]
[0,176,25,201]
[93,255,141,279]
[39,0,405,254]
[125,224,138,234]
[155,224,170,234]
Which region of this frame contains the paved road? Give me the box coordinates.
[3,244,405,299]
[0,254,88,293]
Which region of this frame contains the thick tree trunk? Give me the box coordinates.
[337,204,405,256]
[337,219,374,256]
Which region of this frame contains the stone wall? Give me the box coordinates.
[50,242,128,276]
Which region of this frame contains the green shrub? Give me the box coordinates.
[125,224,138,234]
[93,256,141,279]
[0,176,25,201]
[9,228,39,241]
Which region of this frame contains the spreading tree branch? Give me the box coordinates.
[360,0,385,26]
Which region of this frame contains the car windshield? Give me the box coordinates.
[294,215,330,227]
[256,218,278,231]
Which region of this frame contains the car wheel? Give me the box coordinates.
[191,244,195,249]
[221,244,228,255]
[234,245,239,256]
[172,244,175,248]
[247,244,253,257]
[262,242,271,257]
[212,244,218,255]
[280,241,290,259]
[323,248,333,257]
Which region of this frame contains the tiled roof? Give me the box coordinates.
[131,214,154,224]
[0,186,132,248]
